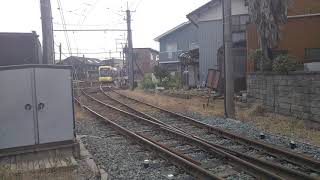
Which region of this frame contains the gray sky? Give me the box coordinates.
[0,0,209,60]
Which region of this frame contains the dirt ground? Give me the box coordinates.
[120,90,320,146]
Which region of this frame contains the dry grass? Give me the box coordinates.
[0,168,77,180]
[121,90,320,145]
[74,105,90,121]
[237,104,320,145]
[120,90,226,117]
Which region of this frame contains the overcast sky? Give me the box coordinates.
[0,0,209,60]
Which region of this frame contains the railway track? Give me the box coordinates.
[94,86,320,179]
[77,89,294,180]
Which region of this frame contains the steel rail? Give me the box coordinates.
[98,86,317,180]
[81,89,285,179]
[105,87,320,173]
[74,98,220,180]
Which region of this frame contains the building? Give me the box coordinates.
[154,22,198,72]
[155,0,249,90]
[154,22,200,87]
[101,58,124,69]
[0,32,42,66]
[58,56,101,80]
[130,48,159,80]
[246,0,320,72]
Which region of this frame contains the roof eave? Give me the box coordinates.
[186,0,220,26]
[186,14,199,27]
[154,22,190,42]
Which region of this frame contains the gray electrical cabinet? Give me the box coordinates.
[0,65,75,150]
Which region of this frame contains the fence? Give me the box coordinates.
[247,72,320,126]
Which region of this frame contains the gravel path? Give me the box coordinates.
[183,112,320,160]
[76,116,193,180]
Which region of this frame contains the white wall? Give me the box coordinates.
[198,0,248,22]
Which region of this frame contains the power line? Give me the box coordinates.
[55,51,120,55]
[79,0,100,25]
[53,29,127,32]
[57,0,72,55]
[53,22,125,27]
[134,0,143,11]
[71,31,79,55]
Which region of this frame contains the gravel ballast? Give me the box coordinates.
[183,112,320,160]
[76,115,193,180]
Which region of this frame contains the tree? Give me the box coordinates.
[153,65,170,83]
[248,0,290,71]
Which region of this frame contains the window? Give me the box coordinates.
[305,48,320,60]
[166,42,177,52]
[189,42,199,50]
[232,32,246,43]
[232,15,249,32]
[166,42,177,59]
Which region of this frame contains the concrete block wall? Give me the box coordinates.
[247,72,320,124]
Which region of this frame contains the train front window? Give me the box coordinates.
[100,68,111,77]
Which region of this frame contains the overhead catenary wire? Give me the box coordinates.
[57,0,72,55]
[55,51,121,55]
[53,22,125,27]
[53,0,131,60]
[79,0,100,25]
[53,29,127,32]
[134,0,143,11]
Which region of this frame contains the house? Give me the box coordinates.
[0,32,42,66]
[101,58,124,69]
[154,22,198,71]
[155,0,249,90]
[129,48,159,81]
[246,0,320,72]
[58,56,101,80]
[154,22,199,87]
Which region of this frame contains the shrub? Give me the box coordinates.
[153,65,170,83]
[140,74,155,89]
[251,49,272,71]
[272,54,297,74]
[157,73,181,89]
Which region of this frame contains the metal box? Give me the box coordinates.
[0,65,75,150]
[0,32,42,66]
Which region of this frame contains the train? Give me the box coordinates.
[98,66,117,83]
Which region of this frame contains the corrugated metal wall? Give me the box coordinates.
[198,20,223,83]
[158,19,247,88]
[159,23,198,63]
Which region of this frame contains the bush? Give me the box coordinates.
[153,65,170,83]
[140,74,155,89]
[251,49,272,71]
[272,54,297,74]
[157,73,181,89]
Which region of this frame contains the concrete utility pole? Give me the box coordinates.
[40,0,55,64]
[126,7,134,90]
[223,0,235,118]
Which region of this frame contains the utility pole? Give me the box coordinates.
[126,6,134,90]
[223,0,235,118]
[59,43,62,63]
[40,0,55,64]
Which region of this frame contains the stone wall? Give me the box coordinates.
[247,72,320,124]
